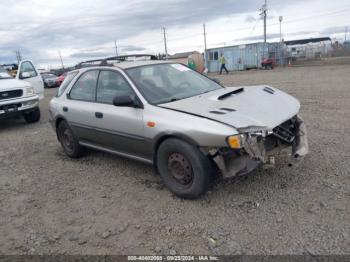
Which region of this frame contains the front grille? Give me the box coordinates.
[0,103,22,111]
[273,117,297,144]
[0,90,23,100]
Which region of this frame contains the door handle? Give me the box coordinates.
[63,106,68,112]
[95,112,103,119]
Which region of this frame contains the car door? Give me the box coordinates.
[94,69,148,159]
[63,69,100,143]
[16,60,44,99]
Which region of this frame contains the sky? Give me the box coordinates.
[0,0,349,69]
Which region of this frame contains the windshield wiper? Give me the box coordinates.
[218,88,244,100]
[159,97,183,104]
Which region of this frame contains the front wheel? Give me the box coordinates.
[57,121,85,158]
[24,108,40,123]
[156,138,214,199]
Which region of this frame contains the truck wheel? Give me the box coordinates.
[57,121,85,158]
[156,138,214,199]
[24,108,41,123]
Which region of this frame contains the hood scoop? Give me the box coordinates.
[209,107,236,115]
[220,107,236,112]
[218,88,244,100]
[263,86,275,94]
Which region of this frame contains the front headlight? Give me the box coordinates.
[226,134,244,149]
[26,87,35,96]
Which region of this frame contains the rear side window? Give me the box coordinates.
[56,71,79,97]
[69,70,99,101]
[96,70,135,104]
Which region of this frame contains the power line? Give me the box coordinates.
[205,7,350,36]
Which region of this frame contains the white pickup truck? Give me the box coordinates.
[0,60,44,123]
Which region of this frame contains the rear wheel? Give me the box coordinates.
[24,108,40,123]
[57,120,85,158]
[156,138,214,199]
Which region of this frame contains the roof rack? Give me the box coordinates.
[75,54,158,69]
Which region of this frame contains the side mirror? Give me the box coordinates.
[20,72,31,79]
[113,95,139,108]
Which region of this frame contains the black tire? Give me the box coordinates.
[57,120,85,158]
[24,108,40,123]
[156,138,214,199]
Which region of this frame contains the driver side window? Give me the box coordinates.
[97,70,135,104]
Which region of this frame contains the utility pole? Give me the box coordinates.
[345,26,348,42]
[279,16,284,65]
[114,40,118,56]
[162,27,168,60]
[15,50,22,64]
[260,0,268,43]
[279,16,283,43]
[58,51,64,69]
[203,23,208,69]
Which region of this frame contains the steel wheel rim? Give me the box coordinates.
[167,153,193,186]
[61,128,74,153]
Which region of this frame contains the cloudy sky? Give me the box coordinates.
[0,0,349,68]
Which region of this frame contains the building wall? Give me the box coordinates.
[206,43,269,73]
[287,42,332,60]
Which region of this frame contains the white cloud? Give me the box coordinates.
[0,0,349,68]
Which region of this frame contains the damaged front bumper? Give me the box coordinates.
[213,115,309,178]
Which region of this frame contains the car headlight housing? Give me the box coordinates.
[226,134,244,149]
[26,87,35,96]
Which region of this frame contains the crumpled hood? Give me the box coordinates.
[0,79,30,91]
[160,85,301,129]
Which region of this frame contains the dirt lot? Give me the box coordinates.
[0,64,349,255]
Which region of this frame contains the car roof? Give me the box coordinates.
[115,60,173,69]
[77,60,175,72]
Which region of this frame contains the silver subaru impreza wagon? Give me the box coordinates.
[49,60,308,199]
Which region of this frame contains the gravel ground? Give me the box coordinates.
[0,64,349,255]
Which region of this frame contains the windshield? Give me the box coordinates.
[126,63,223,104]
[0,66,12,79]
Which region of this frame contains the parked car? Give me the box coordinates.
[1,63,18,77]
[49,61,308,199]
[41,73,60,88]
[261,58,276,69]
[0,60,44,122]
[57,72,67,86]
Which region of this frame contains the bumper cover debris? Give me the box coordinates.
[214,115,309,178]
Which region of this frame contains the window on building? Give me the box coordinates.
[209,51,218,61]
